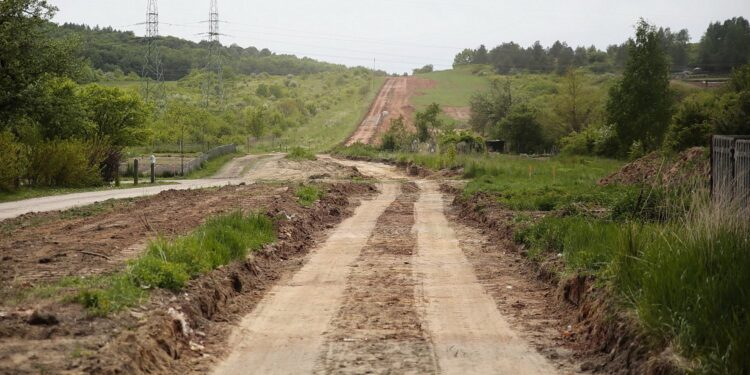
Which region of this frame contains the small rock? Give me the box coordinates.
[27,310,59,326]
[189,341,205,352]
[130,311,145,319]
[195,331,207,337]
[580,361,596,371]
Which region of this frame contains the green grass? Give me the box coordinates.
[334,145,624,211]
[286,147,317,161]
[295,185,324,207]
[61,211,276,316]
[413,66,491,108]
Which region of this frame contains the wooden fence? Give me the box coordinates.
[711,135,750,204]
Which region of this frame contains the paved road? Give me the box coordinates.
[0,178,243,221]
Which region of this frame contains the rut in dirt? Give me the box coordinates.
[315,182,439,374]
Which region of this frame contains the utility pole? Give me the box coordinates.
[203,0,224,108]
[142,0,165,107]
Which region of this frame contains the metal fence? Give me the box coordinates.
[123,144,236,177]
[711,135,750,204]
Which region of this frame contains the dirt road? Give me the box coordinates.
[0,154,362,221]
[212,159,559,374]
[345,77,434,146]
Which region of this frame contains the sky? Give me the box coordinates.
[50,0,750,74]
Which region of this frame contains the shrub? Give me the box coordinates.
[0,131,27,192]
[26,139,105,188]
[286,147,316,161]
[663,94,714,152]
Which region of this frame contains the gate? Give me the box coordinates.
[711,135,750,204]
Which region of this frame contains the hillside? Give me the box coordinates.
[48,23,347,81]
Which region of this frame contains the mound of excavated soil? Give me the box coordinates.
[599,147,709,188]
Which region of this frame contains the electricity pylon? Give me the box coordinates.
[203,0,224,107]
[142,0,165,106]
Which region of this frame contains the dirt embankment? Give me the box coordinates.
[599,147,709,188]
[0,182,376,375]
[346,77,435,146]
[444,189,684,374]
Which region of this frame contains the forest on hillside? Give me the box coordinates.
[48,23,347,82]
[455,17,750,74]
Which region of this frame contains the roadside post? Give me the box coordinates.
[150,155,156,184]
[134,159,139,186]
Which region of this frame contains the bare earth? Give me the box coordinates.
[212,159,560,374]
[346,77,435,146]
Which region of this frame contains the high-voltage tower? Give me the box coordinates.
[203,0,224,107]
[142,0,165,105]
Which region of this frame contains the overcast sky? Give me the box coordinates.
[50,0,749,73]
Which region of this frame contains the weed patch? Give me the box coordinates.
[70,211,275,316]
[286,147,317,161]
[295,185,324,207]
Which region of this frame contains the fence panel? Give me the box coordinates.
[712,136,735,198]
[736,140,750,205]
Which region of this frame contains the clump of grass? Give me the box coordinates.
[295,185,324,207]
[286,147,317,161]
[519,192,750,374]
[72,211,275,316]
[613,197,750,374]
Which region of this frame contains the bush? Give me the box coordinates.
[26,139,105,188]
[560,124,619,157]
[286,147,316,161]
[0,131,27,192]
[663,94,714,152]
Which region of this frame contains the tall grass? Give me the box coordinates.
[614,196,750,374]
[519,191,750,374]
[74,211,275,316]
[286,147,317,161]
[295,185,324,207]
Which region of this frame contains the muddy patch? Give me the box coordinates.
[314,182,438,374]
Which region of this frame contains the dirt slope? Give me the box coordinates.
[346,77,434,146]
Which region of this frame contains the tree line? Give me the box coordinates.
[465,19,750,158]
[455,17,750,74]
[49,23,347,82]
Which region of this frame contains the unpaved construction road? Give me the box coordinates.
[346,77,434,146]
[212,159,559,375]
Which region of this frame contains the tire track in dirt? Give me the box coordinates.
[211,183,400,375]
[314,182,439,374]
[345,77,434,146]
[414,180,559,374]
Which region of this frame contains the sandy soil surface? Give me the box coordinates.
[212,160,561,374]
[211,183,400,375]
[0,182,373,375]
[346,77,435,146]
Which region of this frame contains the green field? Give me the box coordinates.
[413,66,491,108]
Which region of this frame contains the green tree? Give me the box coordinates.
[606,20,674,155]
[246,106,267,139]
[497,104,544,154]
[469,78,512,136]
[32,77,93,140]
[81,85,149,147]
[81,85,149,180]
[415,103,442,142]
[555,68,592,133]
[0,0,80,129]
